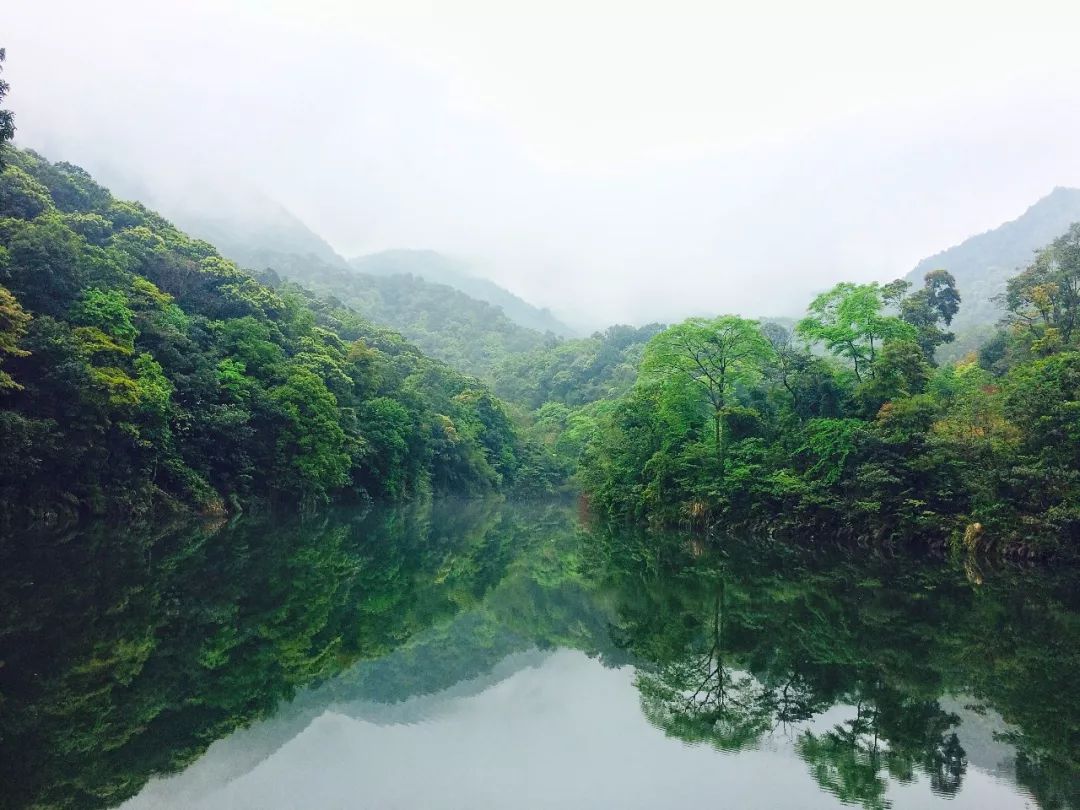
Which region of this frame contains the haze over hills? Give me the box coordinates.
[66,166,572,378]
[905,186,1080,353]
[350,250,575,337]
[79,153,1080,371]
[83,164,351,273]
[264,254,555,381]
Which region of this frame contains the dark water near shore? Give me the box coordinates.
[1,498,1077,809]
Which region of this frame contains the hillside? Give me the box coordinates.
[83,165,352,274]
[906,186,1080,353]
[0,149,555,529]
[85,183,572,381]
[264,254,554,381]
[350,249,574,337]
[493,323,664,411]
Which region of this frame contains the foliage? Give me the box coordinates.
[1000,223,1080,353]
[580,256,1080,556]
[494,323,663,410]
[641,315,772,455]
[796,282,916,381]
[251,252,554,381]
[0,48,13,169]
[0,149,556,529]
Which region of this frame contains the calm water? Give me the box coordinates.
[1,499,1077,810]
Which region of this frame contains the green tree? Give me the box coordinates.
[0,283,30,390]
[856,340,931,414]
[270,365,351,507]
[797,283,916,380]
[885,270,961,359]
[0,48,15,169]
[1001,223,1080,352]
[641,316,773,458]
[70,288,138,350]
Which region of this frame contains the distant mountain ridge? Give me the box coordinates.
[82,163,351,273]
[80,166,571,344]
[350,250,575,337]
[246,252,554,380]
[906,187,1080,343]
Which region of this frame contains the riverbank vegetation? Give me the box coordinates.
[3,51,1080,559]
[0,148,557,530]
[575,236,1080,557]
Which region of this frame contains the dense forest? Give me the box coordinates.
[262,250,556,380]
[0,143,557,530]
[6,137,1080,558]
[3,46,1080,562]
[575,243,1080,557]
[908,186,1080,360]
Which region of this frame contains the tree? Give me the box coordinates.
[0,48,15,169]
[797,283,916,380]
[641,316,773,458]
[886,270,961,360]
[1000,223,1080,352]
[0,283,30,390]
[856,340,931,414]
[270,365,352,507]
[70,288,138,350]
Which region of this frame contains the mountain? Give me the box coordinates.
[0,149,553,528]
[87,166,352,273]
[81,177,568,380]
[906,186,1080,353]
[493,323,665,411]
[260,254,554,381]
[350,250,575,337]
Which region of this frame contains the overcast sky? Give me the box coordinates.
[7,0,1080,327]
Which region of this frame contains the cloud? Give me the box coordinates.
[6,0,1080,327]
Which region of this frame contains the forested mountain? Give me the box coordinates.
[483,324,666,478]
[493,323,663,410]
[263,253,555,381]
[906,187,1080,355]
[0,149,556,530]
[350,249,574,337]
[83,165,351,273]
[577,239,1080,556]
[79,176,568,381]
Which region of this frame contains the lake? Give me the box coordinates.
[1,498,1076,809]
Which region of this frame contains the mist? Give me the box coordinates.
[7,0,1080,328]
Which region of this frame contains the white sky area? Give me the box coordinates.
[7,0,1080,327]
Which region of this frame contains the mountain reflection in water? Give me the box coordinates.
[0,498,1076,810]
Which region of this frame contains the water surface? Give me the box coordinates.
[1,499,1076,809]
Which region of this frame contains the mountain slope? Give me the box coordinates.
[906,187,1080,344]
[0,149,553,529]
[81,172,571,375]
[264,254,554,381]
[90,166,352,273]
[350,249,574,337]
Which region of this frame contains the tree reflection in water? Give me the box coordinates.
[595,524,1078,809]
[0,501,1077,810]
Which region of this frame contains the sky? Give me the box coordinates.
[7,0,1080,328]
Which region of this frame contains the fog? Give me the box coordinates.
[7,0,1080,328]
